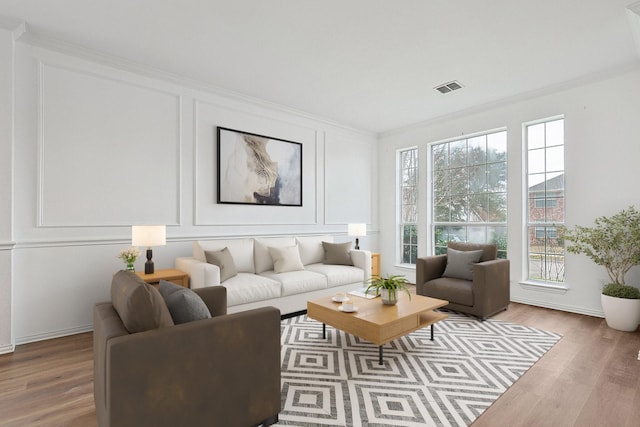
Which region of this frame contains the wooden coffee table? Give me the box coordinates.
[307,291,448,365]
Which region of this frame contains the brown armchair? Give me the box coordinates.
[93,273,281,427]
[416,242,510,320]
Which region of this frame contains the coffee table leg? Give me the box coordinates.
[379,345,383,365]
[431,324,434,340]
[323,323,326,339]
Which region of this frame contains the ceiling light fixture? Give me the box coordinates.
[435,80,464,94]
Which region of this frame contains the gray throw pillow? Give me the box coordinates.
[443,248,483,280]
[205,247,238,282]
[158,280,211,324]
[322,241,353,266]
[110,270,174,333]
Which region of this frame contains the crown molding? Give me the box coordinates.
[19,30,374,138]
[0,15,25,40]
[380,62,640,139]
[627,2,640,58]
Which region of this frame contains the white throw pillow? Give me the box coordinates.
[268,245,305,273]
[255,237,296,273]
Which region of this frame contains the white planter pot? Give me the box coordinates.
[601,294,640,332]
[381,288,398,305]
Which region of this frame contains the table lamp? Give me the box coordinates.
[132,225,166,274]
[348,223,366,250]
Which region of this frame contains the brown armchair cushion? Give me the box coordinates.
[110,270,174,333]
[158,280,211,324]
[443,248,483,280]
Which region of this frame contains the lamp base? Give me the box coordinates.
[145,248,154,274]
[355,238,360,250]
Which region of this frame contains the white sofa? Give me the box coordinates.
[175,235,371,315]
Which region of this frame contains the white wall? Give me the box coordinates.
[378,66,640,317]
[0,20,23,354]
[3,37,377,348]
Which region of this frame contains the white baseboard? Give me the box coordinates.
[511,296,604,318]
[15,324,93,346]
[0,343,15,354]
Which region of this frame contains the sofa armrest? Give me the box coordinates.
[193,286,227,317]
[175,257,221,289]
[350,249,372,281]
[415,255,447,293]
[105,306,281,427]
[472,259,510,315]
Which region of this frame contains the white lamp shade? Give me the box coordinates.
[348,223,366,237]
[131,225,166,247]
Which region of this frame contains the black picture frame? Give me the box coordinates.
[217,127,303,206]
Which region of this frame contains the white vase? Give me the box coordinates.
[601,294,640,332]
[381,288,398,305]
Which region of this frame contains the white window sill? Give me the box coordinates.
[394,263,416,271]
[519,281,569,294]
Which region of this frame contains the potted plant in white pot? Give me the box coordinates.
[560,206,640,331]
[365,274,411,305]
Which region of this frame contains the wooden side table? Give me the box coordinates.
[371,252,380,277]
[136,268,190,288]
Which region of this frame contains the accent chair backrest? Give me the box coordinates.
[448,242,497,262]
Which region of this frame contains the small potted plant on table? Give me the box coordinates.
[365,274,412,305]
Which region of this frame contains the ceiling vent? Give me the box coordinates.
[435,80,463,94]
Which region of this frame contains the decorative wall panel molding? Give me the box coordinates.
[324,131,373,225]
[0,241,16,250]
[37,62,181,227]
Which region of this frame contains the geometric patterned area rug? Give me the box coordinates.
[276,312,562,426]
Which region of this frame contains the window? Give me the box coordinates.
[399,148,418,264]
[534,199,557,208]
[535,227,558,239]
[525,117,565,284]
[431,130,507,258]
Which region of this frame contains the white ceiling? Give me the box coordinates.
[1,0,640,133]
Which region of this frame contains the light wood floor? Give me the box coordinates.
[0,303,639,427]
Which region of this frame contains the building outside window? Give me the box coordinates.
[399,148,418,264]
[431,130,508,257]
[525,117,565,284]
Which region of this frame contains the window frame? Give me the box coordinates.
[523,116,566,286]
[429,128,508,258]
[398,147,418,266]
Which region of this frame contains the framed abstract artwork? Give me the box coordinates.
[217,127,303,206]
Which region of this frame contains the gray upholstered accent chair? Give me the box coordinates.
[416,242,510,320]
[93,271,281,427]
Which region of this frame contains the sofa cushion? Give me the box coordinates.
[268,245,305,273]
[296,235,333,266]
[443,248,483,280]
[221,273,282,306]
[194,239,255,273]
[158,280,211,324]
[305,263,365,288]
[110,270,174,333]
[260,270,327,296]
[255,237,296,274]
[322,241,353,266]
[205,247,238,282]
[426,277,474,306]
